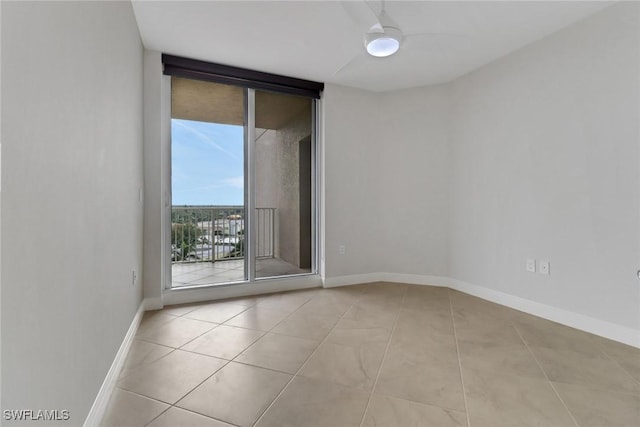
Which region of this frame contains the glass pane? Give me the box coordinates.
[170,77,246,287]
[254,90,313,278]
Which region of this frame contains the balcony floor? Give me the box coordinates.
[171,258,309,288]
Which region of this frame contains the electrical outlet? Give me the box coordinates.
[339,245,346,255]
[539,261,550,275]
[526,259,536,273]
[132,269,137,286]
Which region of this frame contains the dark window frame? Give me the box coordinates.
[162,54,324,99]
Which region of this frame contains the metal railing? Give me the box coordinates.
[256,207,275,259]
[171,206,274,263]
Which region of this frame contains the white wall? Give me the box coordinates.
[322,83,452,282]
[321,3,639,344]
[142,50,166,310]
[1,2,144,424]
[378,85,451,277]
[10,3,636,424]
[0,0,3,413]
[322,85,387,279]
[449,2,640,331]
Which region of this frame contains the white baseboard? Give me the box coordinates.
[379,272,451,287]
[84,270,638,427]
[448,278,640,348]
[162,275,322,307]
[322,272,385,288]
[84,301,145,427]
[143,296,163,311]
[323,272,640,349]
[322,272,450,288]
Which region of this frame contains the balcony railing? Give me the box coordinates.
[171,205,274,263]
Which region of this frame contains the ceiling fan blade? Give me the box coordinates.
[333,52,370,76]
[341,0,382,32]
[403,33,471,53]
[405,31,470,39]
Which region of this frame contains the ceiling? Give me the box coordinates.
[132,1,613,92]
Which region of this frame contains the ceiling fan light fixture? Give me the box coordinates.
[365,27,402,58]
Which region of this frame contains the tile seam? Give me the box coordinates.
[449,289,472,427]
[512,323,580,427]
[357,284,409,427]
[250,288,366,426]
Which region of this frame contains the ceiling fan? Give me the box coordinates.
[336,0,467,74]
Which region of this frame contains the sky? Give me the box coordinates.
[171,119,244,206]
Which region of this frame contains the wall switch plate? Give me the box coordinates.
[132,269,137,286]
[539,261,550,275]
[339,245,346,255]
[526,259,536,273]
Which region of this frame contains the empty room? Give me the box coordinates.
[1,1,639,426]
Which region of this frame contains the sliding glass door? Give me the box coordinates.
[169,77,316,288]
[170,78,247,287]
[254,90,314,279]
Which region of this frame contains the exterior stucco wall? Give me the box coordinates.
[255,108,311,267]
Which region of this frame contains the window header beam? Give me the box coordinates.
[162,54,324,99]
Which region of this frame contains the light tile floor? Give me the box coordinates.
[101,283,640,427]
[172,259,309,288]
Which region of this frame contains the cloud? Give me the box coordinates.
[173,176,244,193]
[222,176,244,190]
[173,120,241,160]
